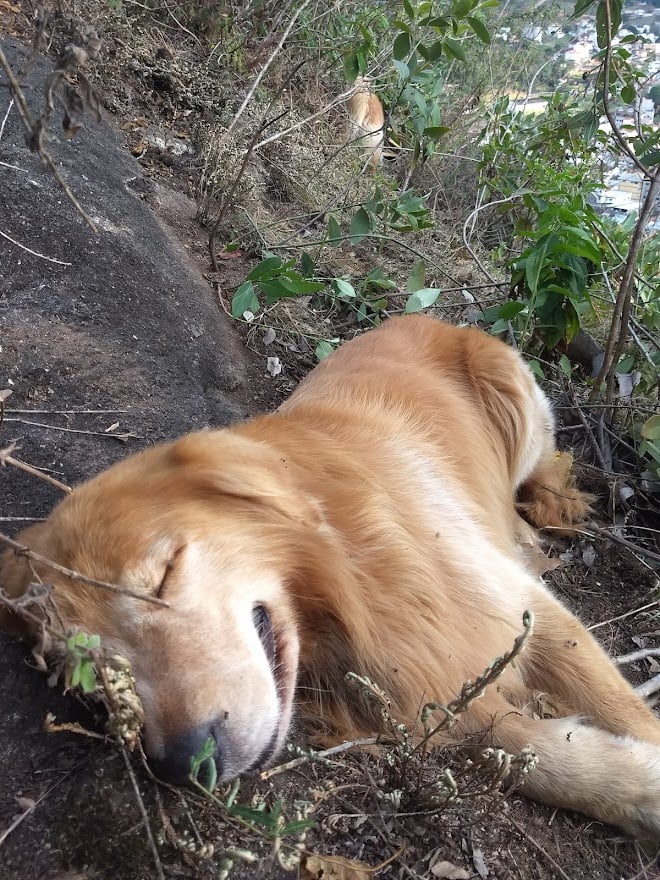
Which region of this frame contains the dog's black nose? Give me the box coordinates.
[150,726,221,788]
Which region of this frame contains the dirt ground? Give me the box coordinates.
[1,8,660,880]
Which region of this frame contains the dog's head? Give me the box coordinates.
[0,429,326,786]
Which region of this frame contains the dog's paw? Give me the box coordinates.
[518,452,592,534]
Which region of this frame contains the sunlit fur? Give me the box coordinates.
[3,316,660,836]
[345,75,385,169]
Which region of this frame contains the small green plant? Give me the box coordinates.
[231,254,325,320]
[190,735,219,793]
[188,742,315,871]
[65,631,100,693]
[489,197,602,349]
[329,187,434,247]
[640,415,660,479]
[327,268,396,323]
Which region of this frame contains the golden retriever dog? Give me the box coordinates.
[2,316,660,837]
[345,75,385,169]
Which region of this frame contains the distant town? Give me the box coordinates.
[500,3,660,230]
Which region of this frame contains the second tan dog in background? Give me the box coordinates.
[345,75,384,169]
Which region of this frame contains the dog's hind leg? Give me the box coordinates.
[479,701,660,837]
[511,379,591,532]
[520,587,660,746]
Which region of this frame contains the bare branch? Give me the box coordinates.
[0,533,170,608]
[0,442,73,494]
[0,227,72,264]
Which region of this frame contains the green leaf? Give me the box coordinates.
[231,281,259,319]
[527,359,545,379]
[423,125,450,140]
[315,340,336,361]
[247,257,282,281]
[490,318,510,335]
[442,37,465,61]
[349,208,372,244]
[279,818,316,835]
[558,354,572,378]
[617,354,635,373]
[572,0,597,17]
[407,260,426,293]
[639,149,660,167]
[420,40,445,62]
[583,110,599,142]
[79,662,97,694]
[405,287,441,312]
[334,279,356,300]
[343,52,360,82]
[300,251,315,278]
[393,31,411,61]
[259,276,325,301]
[641,415,660,441]
[326,215,342,246]
[596,0,622,48]
[481,305,502,323]
[524,233,558,296]
[497,300,526,319]
[595,2,607,48]
[564,300,581,343]
[393,59,410,81]
[452,0,475,16]
[621,83,635,105]
[70,665,81,688]
[467,15,490,43]
[364,267,396,290]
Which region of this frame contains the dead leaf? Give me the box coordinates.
[472,847,489,878]
[300,853,372,879]
[430,860,470,879]
[215,248,244,260]
[0,388,13,403]
[266,356,282,377]
[615,370,641,401]
[581,544,596,568]
[15,796,36,812]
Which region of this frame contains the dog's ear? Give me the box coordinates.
[168,431,326,527]
[0,523,48,637]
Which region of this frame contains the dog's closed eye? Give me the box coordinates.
[252,604,275,664]
[153,547,184,599]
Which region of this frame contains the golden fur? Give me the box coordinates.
[345,75,385,169]
[3,316,660,836]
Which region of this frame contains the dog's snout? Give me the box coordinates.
[150,725,222,788]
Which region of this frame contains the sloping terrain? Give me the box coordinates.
[1,14,659,880]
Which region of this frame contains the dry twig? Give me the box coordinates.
[506,813,572,880]
[588,599,660,632]
[0,533,170,608]
[120,743,166,880]
[260,736,381,780]
[0,442,72,494]
[616,648,660,666]
[0,20,103,232]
